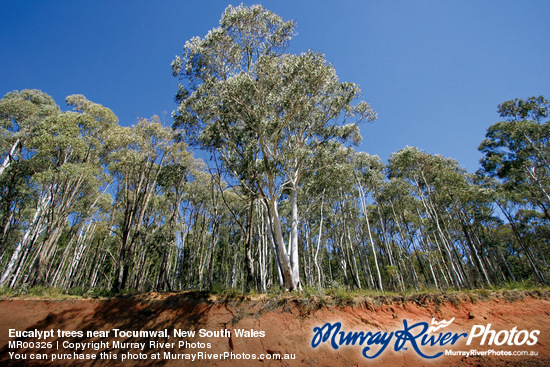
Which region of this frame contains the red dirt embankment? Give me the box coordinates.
[1,290,549,366]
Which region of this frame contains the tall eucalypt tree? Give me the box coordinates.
[479,96,550,219]
[172,4,376,291]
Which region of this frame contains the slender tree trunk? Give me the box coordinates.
[314,190,325,289]
[0,138,19,177]
[0,191,49,287]
[244,197,256,291]
[289,182,301,290]
[357,182,383,292]
[498,201,547,285]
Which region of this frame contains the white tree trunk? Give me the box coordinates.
[289,182,301,290]
[268,198,297,290]
[357,182,384,292]
[0,190,49,287]
[0,138,20,177]
[314,190,325,289]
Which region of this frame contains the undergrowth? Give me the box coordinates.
[0,281,547,306]
[0,285,113,299]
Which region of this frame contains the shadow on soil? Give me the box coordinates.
[0,291,214,366]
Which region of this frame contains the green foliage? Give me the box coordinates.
[0,286,114,299]
[218,288,247,304]
[172,4,376,291]
[479,96,550,218]
[498,279,539,291]
[325,286,354,306]
[0,7,549,299]
[28,286,65,298]
[0,286,15,297]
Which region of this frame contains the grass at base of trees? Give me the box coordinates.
[0,285,114,299]
[1,280,547,306]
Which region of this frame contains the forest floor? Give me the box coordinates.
[0,289,549,366]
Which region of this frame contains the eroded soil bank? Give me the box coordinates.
[1,290,549,366]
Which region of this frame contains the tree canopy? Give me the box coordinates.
[0,5,547,294]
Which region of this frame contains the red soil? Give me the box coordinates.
[1,290,549,366]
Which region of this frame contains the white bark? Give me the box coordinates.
[267,197,297,290]
[0,138,20,177]
[357,182,384,292]
[289,182,300,290]
[0,190,50,287]
[314,189,325,289]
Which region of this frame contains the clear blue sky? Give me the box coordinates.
[2,0,549,172]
